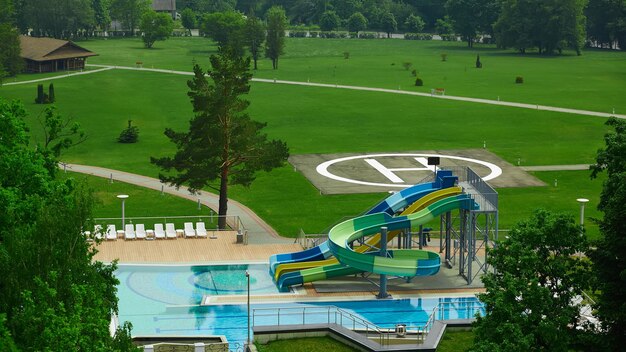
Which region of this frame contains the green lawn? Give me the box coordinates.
[79,37,626,113]
[436,330,474,352]
[255,337,358,352]
[0,37,616,238]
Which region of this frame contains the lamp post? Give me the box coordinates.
[117,194,129,228]
[576,198,589,258]
[576,198,589,228]
[245,270,250,351]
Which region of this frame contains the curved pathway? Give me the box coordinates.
[61,163,292,245]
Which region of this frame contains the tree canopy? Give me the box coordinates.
[445,0,500,47]
[151,52,289,230]
[199,10,246,54]
[110,0,150,35]
[348,12,368,33]
[265,6,287,70]
[494,0,587,55]
[0,98,135,350]
[589,117,626,350]
[319,10,341,31]
[139,10,174,48]
[471,209,593,351]
[244,15,266,70]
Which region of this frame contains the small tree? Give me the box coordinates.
[265,6,287,70]
[435,15,455,36]
[151,52,289,230]
[200,10,246,54]
[347,12,367,34]
[471,209,593,351]
[180,8,197,36]
[118,120,139,143]
[320,10,341,32]
[404,13,425,33]
[589,117,626,350]
[476,54,482,68]
[244,15,265,70]
[48,83,55,103]
[35,84,46,104]
[381,12,397,38]
[139,10,174,48]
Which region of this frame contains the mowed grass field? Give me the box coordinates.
[0,37,616,238]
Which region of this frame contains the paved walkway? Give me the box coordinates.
[7,64,623,119]
[62,163,293,245]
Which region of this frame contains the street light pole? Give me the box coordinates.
[577,198,589,228]
[117,194,129,228]
[576,198,589,258]
[245,270,250,351]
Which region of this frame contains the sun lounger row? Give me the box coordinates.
[88,222,214,241]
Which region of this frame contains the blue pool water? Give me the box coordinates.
[116,264,483,351]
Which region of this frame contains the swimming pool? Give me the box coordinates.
[116,263,281,306]
[116,264,483,351]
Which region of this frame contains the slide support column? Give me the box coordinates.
[377,227,391,299]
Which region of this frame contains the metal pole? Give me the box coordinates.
[377,227,390,299]
[576,198,589,258]
[246,270,250,351]
[117,195,129,229]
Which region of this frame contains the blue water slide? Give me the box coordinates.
[269,170,457,274]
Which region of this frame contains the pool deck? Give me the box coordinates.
[95,233,485,300]
[93,231,302,263]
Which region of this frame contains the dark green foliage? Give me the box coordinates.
[151,52,289,230]
[404,33,434,40]
[347,12,368,33]
[589,117,626,350]
[402,62,412,70]
[118,120,139,143]
[38,105,87,159]
[586,0,626,50]
[0,98,132,350]
[0,314,17,352]
[411,69,417,76]
[446,0,500,48]
[343,51,350,59]
[435,15,455,36]
[381,12,397,38]
[200,10,246,54]
[320,10,340,32]
[181,8,197,33]
[48,83,55,103]
[494,0,587,55]
[476,54,482,68]
[404,13,425,33]
[139,10,174,48]
[266,6,287,70]
[110,0,151,36]
[0,24,23,76]
[415,77,423,86]
[35,83,50,104]
[244,15,265,70]
[471,209,594,352]
[516,76,524,83]
[20,0,96,38]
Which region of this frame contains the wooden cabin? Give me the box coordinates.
[19,36,97,73]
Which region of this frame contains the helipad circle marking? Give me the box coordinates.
[315,153,502,188]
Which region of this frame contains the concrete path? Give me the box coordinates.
[3,67,114,85]
[62,163,293,245]
[83,64,625,120]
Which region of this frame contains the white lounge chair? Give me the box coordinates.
[165,223,177,239]
[184,222,196,238]
[105,225,117,240]
[94,224,103,241]
[196,222,207,238]
[124,224,136,240]
[135,224,147,240]
[154,223,166,239]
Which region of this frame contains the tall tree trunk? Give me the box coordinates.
[218,166,228,230]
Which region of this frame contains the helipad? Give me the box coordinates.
[289,149,545,194]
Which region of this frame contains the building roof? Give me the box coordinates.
[152,0,176,11]
[19,36,97,62]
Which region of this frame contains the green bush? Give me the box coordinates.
[343,52,350,59]
[411,69,417,77]
[358,32,377,39]
[309,31,319,38]
[289,31,307,38]
[48,83,55,103]
[415,77,424,86]
[35,84,51,104]
[402,62,412,71]
[516,76,524,84]
[404,33,433,40]
[118,120,139,143]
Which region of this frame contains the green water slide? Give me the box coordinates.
[328,194,476,276]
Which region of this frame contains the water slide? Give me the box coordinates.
[275,187,462,291]
[269,170,457,274]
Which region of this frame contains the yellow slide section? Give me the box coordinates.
[273,186,462,280]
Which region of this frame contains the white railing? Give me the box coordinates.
[252,306,391,346]
[423,300,484,334]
